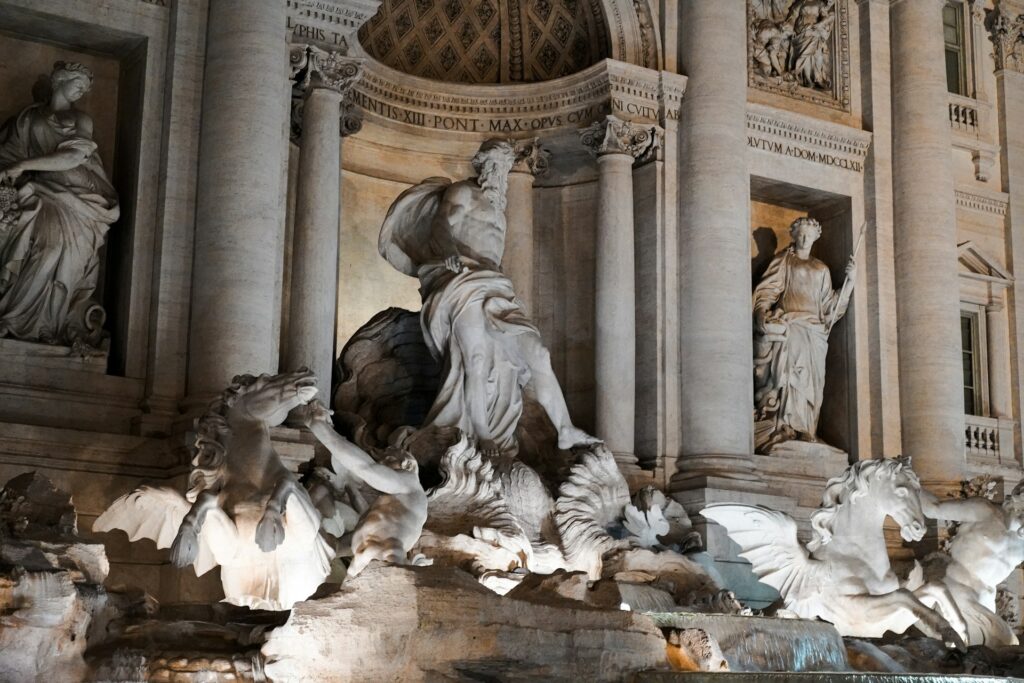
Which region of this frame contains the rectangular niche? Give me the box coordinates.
[0,13,148,376]
[750,176,856,455]
[747,0,852,112]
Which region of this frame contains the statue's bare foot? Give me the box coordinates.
[170,524,199,567]
[255,508,286,552]
[558,426,602,451]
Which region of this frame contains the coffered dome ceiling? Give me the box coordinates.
[358,0,611,84]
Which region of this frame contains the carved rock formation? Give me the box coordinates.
[262,564,668,682]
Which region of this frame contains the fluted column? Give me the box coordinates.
[891,0,965,483]
[502,140,549,315]
[580,116,659,461]
[284,46,363,401]
[187,0,290,396]
[673,1,759,488]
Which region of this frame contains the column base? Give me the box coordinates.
[609,450,658,493]
[669,452,766,494]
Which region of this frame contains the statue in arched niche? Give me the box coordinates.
[753,217,855,454]
[0,61,118,349]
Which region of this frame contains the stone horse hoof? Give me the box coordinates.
[256,508,286,552]
[170,524,200,567]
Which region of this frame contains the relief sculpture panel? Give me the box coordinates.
[748,0,851,112]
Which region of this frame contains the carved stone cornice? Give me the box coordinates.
[955,188,1010,216]
[286,0,382,49]
[579,115,661,164]
[344,50,685,137]
[746,103,871,173]
[987,3,1024,73]
[511,139,551,177]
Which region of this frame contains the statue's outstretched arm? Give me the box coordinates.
[301,401,411,496]
[921,489,997,523]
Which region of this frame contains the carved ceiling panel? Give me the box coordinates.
[358,0,610,83]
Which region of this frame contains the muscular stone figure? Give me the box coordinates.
[921,483,1024,646]
[378,139,599,456]
[301,399,428,577]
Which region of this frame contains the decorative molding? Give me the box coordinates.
[986,3,1024,73]
[511,138,551,176]
[579,114,661,163]
[955,188,1010,217]
[287,0,382,49]
[958,240,1013,284]
[746,103,870,172]
[747,0,852,112]
[139,0,168,6]
[345,54,685,136]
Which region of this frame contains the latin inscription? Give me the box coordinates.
[748,136,863,173]
[351,90,608,133]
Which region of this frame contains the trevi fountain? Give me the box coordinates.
[2,0,1024,681]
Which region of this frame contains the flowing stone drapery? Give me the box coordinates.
[673,1,759,488]
[502,139,548,317]
[284,46,363,402]
[0,63,118,349]
[891,0,965,483]
[187,0,291,396]
[580,116,659,463]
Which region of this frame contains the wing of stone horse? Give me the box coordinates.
[93,485,236,576]
[701,503,827,616]
[378,176,452,276]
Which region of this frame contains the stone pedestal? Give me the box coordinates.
[890,0,966,484]
[187,0,291,397]
[580,116,659,463]
[673,0,760,489]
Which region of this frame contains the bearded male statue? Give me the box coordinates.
[378,139,599,457]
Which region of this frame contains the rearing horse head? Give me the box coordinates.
[808,456,925,551]
[223,368,319,427]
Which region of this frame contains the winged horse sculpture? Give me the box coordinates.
[95,369,333,610]
[702,457,967,648]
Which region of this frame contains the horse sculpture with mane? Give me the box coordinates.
[702,457,967,648]
[95,369,333,610]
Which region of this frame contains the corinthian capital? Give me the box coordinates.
[987,3,1024,73]
[290,44,364,93]
[511,139,550,176]
[578,115,661,164]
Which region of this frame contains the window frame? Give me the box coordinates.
[960,304,990,417]
[943,1,968,96]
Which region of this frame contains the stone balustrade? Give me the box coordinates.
[964,413,1016,466]
[948,94,980,135]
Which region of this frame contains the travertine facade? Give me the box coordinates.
[0,0,1022,615]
